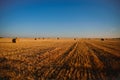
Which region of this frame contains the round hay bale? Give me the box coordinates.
[74,38,76,40]
[57,37,59,40]
[12,38,19,43]
[101,38,104,41]
[34,38,37,40]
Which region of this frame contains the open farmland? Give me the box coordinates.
[0,38,120,80]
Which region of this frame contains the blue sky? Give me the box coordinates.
[0,0,120,38]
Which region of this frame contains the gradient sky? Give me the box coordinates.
[0,0,120,38]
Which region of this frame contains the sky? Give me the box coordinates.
[0,0,120,38]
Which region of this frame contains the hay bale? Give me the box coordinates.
[12,37,19,43]
[74,38,76,40]
[34,38,37,40]
[57,37,59,40]
[101,38,104,41]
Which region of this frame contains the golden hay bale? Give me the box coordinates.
[101,38,104,41]
[34,38,37,40]
[74,38,76,40]
[12,38,19,43]
[57,37,59,40]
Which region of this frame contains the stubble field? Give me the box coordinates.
[0,38,120,80]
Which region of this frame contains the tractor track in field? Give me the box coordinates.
[33,42,78,79]
[85,42,120,79]
[89,41,120,52]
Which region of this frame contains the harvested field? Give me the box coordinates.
[0,38,120,80]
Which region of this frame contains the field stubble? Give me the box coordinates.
[0,38,120,80]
